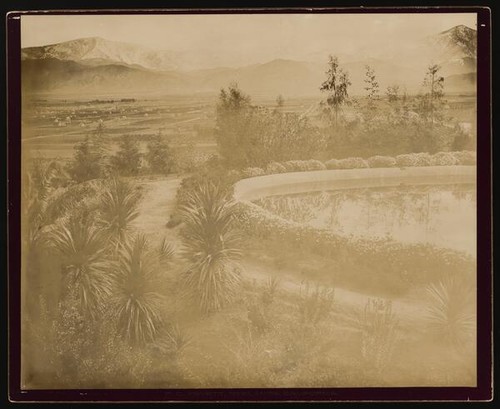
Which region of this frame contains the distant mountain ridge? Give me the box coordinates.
[22,37,184,71]
[21,25,477,96]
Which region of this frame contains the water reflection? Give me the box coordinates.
[254,184,476,256]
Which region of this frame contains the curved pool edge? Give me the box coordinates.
[233,166,476,202]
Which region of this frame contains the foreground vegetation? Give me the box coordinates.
[21,56,477,388]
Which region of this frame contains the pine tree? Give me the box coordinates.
[146,129,173,175]
[111,135,142,176]
[320,55,351,127]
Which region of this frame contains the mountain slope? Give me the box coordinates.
[21,58,190,94]
[21,25,477,96]
[22,37,183,71]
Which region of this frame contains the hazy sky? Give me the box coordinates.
[21,13,476,64]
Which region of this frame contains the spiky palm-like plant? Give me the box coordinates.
[180,181,242,314]
[425,273,475,348]
[24,159,67,248]
[49,216,113,319]
[111,234,166,345]
[98,178,141,243]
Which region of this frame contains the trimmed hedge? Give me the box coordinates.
[241,167,265,178]
[367,155,397,168]
[325,159,341,170]
[266,161,287,174]
[430,152,459,166]
[452,150,476,165]
[236,150,475,180]
[337,157,369,169]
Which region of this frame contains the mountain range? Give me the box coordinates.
[21,25,477,97]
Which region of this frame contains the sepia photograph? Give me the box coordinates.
[9,9,490,398]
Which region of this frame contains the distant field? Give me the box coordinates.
[21,93,324,159]
[21,92,475,159]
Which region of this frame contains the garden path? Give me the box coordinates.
[134,176,429,324]
[131,175,182,240]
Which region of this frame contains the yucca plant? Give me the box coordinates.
[261,276,281,307]
[24,159,68,248]
[359,298,399,375]
[179,181,242,314]
[297,282,335,326]
[49,215,113,319]
[98,178,141,244]
[154,323,191,357]
[110,234,166,346]
[158,237,176,267]
[425,273,475,348]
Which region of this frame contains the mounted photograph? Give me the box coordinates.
[9,9,490,399]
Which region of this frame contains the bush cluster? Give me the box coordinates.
[234,201,475,296]
[234,151,475,180]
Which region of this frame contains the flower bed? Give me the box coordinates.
[234,200,475,295]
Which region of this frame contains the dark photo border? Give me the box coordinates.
[6,6,493,402]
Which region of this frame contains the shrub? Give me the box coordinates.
[179,181,242,313]
[227,169,243,180]
[266,162,287,174]
[68,135,107,182]
[359,298,399,375]
[337,157,369,169]
[261,276,280,307]
[234,201,475,296]
[452,150,476,165]
[146,132,173,175]
[395,154,417,167]
[424,273,475,348]
[111,234,167,345]
[367,155,397,168]
[412,152,432,167]
[430,152,459,166]
[297,282,335,326]
[304,159,327,171]
[241,167,265,178]
[48,215,113,319]
[97,178,141,243]
[110,135,142,176]
[282,160,306,172]
[325,159,341,170]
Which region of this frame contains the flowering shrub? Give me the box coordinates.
[234,150,475,179]
[305,160,327,171]
[412,152,433,167]
[325,159,341,170]
[367,156,397,168]
[241,167,266,178]
[337,157,369,169]
[431,152,459,166]
[266,162,287,174]
[395,154,417,167]
[452,150,476,165]
[282,160,310,172]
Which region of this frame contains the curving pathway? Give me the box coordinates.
[132,170,449,323]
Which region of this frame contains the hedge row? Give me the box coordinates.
[237,151,476,179]
[234,200,475,296]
